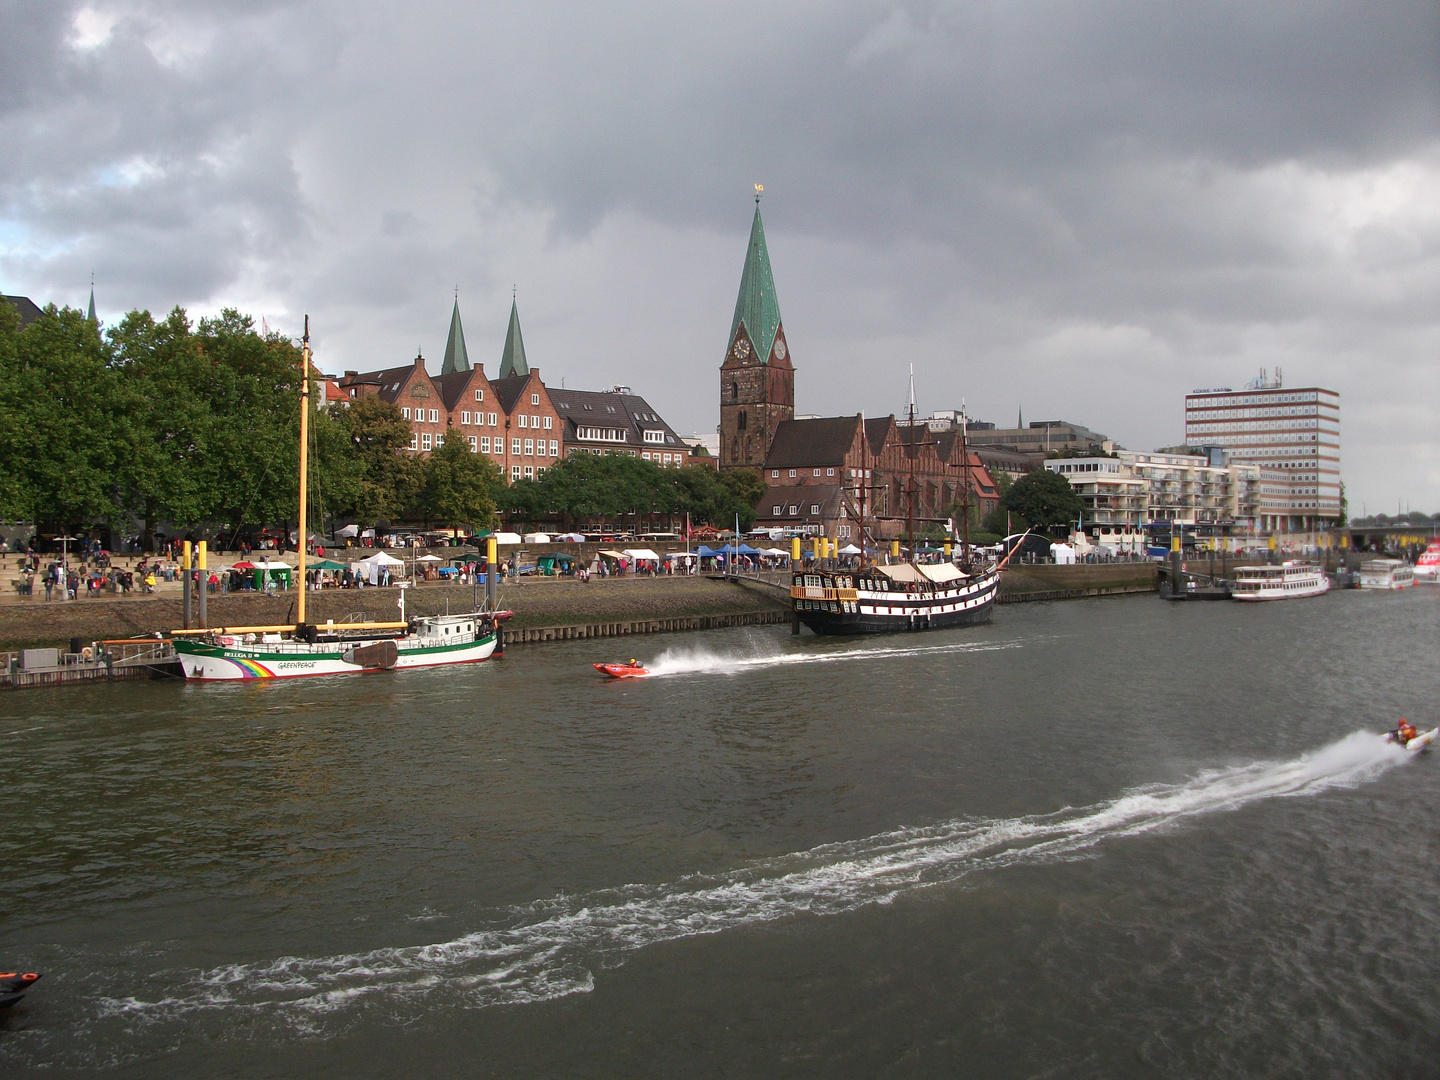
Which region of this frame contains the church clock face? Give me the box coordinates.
[734,337,751,360]
[773,336,787,361]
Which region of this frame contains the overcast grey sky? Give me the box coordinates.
[3,1,1437,514]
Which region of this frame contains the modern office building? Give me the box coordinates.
[1184,371,1340,531]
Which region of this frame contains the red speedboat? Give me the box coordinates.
[594,661,649,679]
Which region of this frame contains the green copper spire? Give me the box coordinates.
[729,199,782,361]
[441,296,470,375]
[86,280,96,324]
[498,296,529,379]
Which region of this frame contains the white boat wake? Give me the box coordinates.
[99,731,1409,1025]
[642,637,1020,678]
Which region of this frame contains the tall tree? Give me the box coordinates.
[417,435,502,531]
[995,469,1083,530]
[335,394,424,526]
[0,304,124,531]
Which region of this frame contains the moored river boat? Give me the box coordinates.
[170,317,509,681]
[1359,558,1416,590]
[1231,561,1330,601]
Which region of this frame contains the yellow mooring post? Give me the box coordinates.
[486,536,498,610]
[197,540,208,628]
[1170,532,1183,592]
[891,539,901,559]
[181,541,192,630]
[1268,533,1277,564]
[790,535,801,567]
[944,540,952,559]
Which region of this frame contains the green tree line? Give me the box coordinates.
[0,301,761,543]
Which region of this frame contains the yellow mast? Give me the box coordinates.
[297,315,310,627]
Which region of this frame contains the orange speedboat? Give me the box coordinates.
[594,660,649,679]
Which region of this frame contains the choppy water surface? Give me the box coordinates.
[3,590,1439,1077]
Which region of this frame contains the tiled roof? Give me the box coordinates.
[548,388,686,449]
[3,295,43,328]
[432,369,481,413]
[763,416,861,468]
[343,362,420,402]
[755,484,845,520]
[490,373,532,415]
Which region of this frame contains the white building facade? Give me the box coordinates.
[1183,377,1340,532]
[1047,451,1285,539]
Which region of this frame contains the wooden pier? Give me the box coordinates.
[1,639,183,690]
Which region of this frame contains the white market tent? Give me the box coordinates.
[351,550,406,584]
[492,532,524,545]
[415,554,442,562]
[623,548,661,562]
[839,544,863,555]
[523,533,552,544]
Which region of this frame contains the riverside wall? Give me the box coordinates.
[0,564,1158,652]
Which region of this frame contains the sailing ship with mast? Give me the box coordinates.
[171,318,506,680]
[789,373,1016,635]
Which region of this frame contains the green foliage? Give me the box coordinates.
[0,300,766,544]
[0,303,126,528]
[335,395,424,526]
[418,435,502,530]
[995,468,1084,531]
[497,456,759,531]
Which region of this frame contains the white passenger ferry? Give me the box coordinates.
[1358,558,1416,590]
[1231,562,1330,602]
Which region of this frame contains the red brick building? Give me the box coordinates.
[718,200,997,540]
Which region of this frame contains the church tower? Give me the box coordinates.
[719,192,794,471]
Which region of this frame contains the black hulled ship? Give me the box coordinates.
[790,560,1000,635]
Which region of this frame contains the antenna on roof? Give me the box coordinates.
[908,363,916,410]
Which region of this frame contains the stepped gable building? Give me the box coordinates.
[340,297,682,482]
[718,197,997,540]
[339,352,452,454]
[720,196,795,469]
[489,369,563,481]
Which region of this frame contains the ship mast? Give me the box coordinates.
[296,316,310,628]
[960,399,971,568]
[859,412,868,568]
[907,366,916,565]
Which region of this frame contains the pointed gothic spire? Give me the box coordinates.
[729,199,782,363]
[498,295,529,379]
[1017,404,1023,429]
[86,276,96,324]
[441,295,470,374]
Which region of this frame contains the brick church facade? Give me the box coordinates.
[719,198,998,541]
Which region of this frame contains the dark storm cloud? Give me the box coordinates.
[2,1,1438,506]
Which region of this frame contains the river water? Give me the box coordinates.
[3,589,1439,1078]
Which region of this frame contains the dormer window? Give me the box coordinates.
[531,393,540,405]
